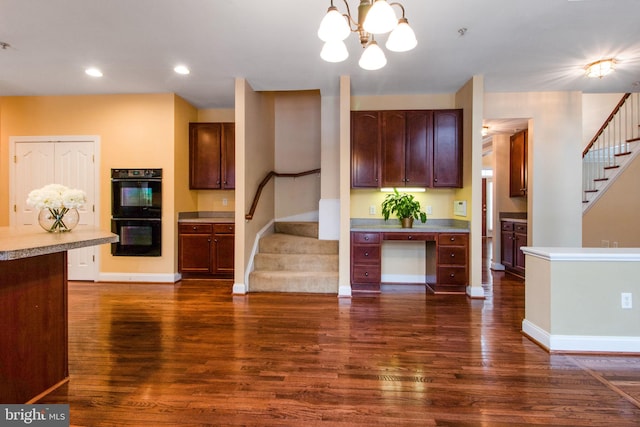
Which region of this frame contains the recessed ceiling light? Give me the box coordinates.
[174,65,190,75]
[85,67,103,77]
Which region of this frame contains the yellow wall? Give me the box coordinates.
[0,93,184,276]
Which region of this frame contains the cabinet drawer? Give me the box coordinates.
[501,221,514,231]
[213,223,235,234]
[179,223,212,234]
[438,246,467,266]
[352,232,380,244]
[352,245,381,263]
[438,233,468,246]
[514,223,527,233]
[383,232,435,241]
[437,266,467,285]
[352,265,381,283]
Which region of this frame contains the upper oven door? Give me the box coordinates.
[111,178,162,218]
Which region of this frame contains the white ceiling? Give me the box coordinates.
[1,0,639,109]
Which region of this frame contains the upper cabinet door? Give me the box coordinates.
[221,123,235,190]
[190,123,222,189]
[432,109,463,188]
[351,111,381,188]
[509,129,527,197]
[381,111,406,187]
[405,110,432,187]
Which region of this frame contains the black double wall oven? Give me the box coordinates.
[111,168,162,256]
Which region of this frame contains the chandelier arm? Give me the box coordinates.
[339,0,361,32]
[389,2,406,18]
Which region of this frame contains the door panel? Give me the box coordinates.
[14,140,97,281]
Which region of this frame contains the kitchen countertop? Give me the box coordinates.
[178,211,235,223]
[0,226,118,261]
[351,218,469,233]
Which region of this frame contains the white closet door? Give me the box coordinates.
[14,140,98,281]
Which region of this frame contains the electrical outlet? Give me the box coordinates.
[222,198,228,206]
[622,293,633,309]
[426,205,433,215]
[369,205,376,215]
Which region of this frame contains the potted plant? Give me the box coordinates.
[381,188,427,228]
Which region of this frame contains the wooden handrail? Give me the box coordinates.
[245,168,321,220]
[582,93,631,157]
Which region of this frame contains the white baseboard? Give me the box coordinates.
[466,285,485,298]
[522,319,640,353]
[233,282,247,294]
[98,272,178,283]
[338,284,352,297]
[491,262,505,271]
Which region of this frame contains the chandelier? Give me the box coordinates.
[318,0,417,71]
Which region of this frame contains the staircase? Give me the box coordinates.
[583,92,640,212]
[249,222,339,293]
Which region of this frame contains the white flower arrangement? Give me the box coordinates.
[26,183,87,210]
[27,184,87,232]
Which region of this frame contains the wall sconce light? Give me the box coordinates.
[318,0,417,71]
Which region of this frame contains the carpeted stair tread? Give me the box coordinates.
[274,222,318,238]
[259,233,338,255]
[254,253,338,272]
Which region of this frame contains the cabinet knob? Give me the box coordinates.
[214,239,218,242]
[364,252,369,257]
[192,226,197,230]
[408,235,413,240]
[364,236,369,241]
[434,178,438,182]
[451,253,455,257]
[364,272,369,277]
[450,273,455,278]
[450,237,455,241]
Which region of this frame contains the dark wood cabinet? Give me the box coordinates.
[350,230,468,294]
[189,122,235,190]
[381,110,432,187]
[351,109,462,189]
[509,129,527,197]
[350,232,382,292]
[179,222,234,277]
[351,111,381,188]
[433,109,463,188]
[501,220,527,277]
[436,233,468,293]
[212,223,235,275]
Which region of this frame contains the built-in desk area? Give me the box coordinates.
[0,227,118,403]
[350,219,470,293]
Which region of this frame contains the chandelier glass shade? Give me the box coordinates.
[318,0,417,70]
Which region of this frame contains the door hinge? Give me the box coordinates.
[93,205,95,212]
[13,204,16,212]
[13,155,17,163]
[93,255,95,262]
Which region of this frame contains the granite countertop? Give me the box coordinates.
[178,211,235,223]
[351,218,469,233]
[0,227,118,261]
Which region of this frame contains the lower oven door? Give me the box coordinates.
[111,218,162,257]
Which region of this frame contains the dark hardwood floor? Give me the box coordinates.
[40,242,640,426]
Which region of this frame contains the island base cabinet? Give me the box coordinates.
[0,252,68,403]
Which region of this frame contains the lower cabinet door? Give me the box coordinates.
[212,233,234,274]
[179,234,212,273]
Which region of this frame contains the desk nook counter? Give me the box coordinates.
[0,227,118,403]
[350,219,470,294]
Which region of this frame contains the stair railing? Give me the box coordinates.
[582,93,639,202]
[245,168,321,220]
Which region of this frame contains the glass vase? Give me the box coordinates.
[38,208,79,232]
